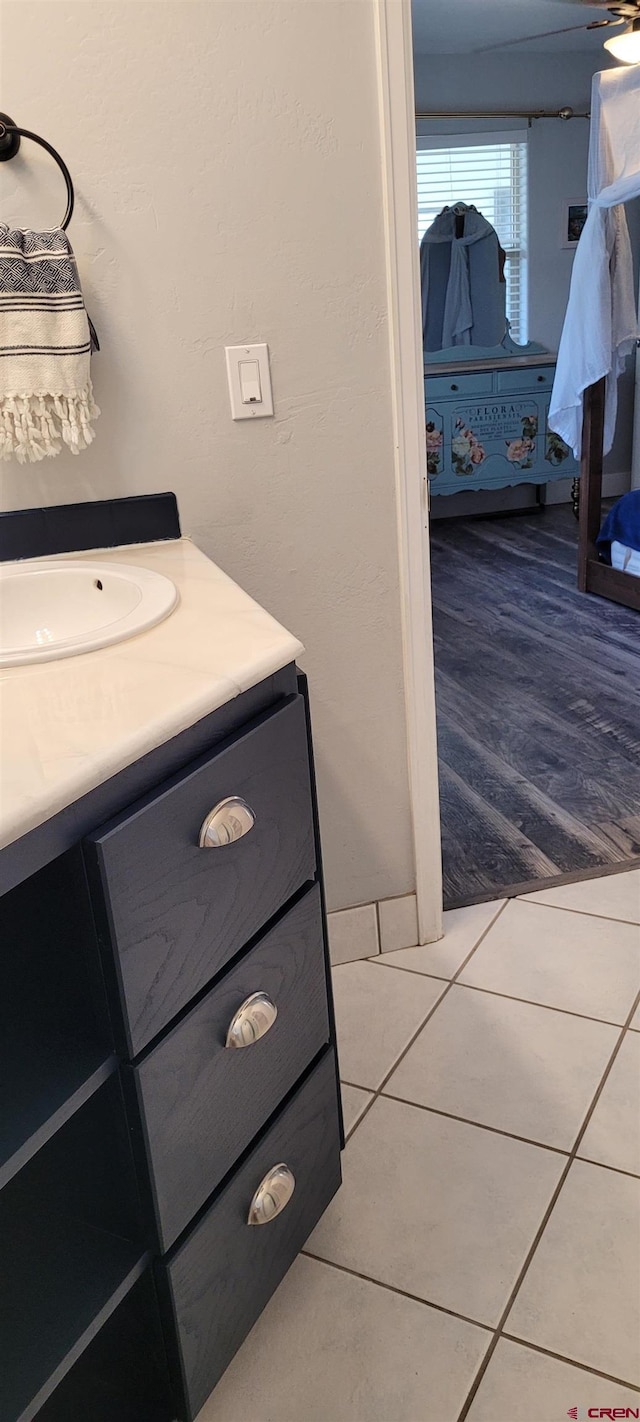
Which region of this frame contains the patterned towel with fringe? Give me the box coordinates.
[0,223,99,463]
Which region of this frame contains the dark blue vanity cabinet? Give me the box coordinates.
[0,664,342,1422]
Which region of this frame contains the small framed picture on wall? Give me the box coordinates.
[562,200,588,249]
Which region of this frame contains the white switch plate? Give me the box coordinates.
[225,343,274,420]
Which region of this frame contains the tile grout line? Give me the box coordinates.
[300,1250,494,1335]
[373,902,512,1100]
[365,959,631,1031]
[339,1092,640,1181]
[378,1094,573,1158]
[452,979,632,1030]
[337,900,511,1148]
[498,1333,640,1394]
[455,985,640,1422]
[380,1095,640,1180]
[573,1154,640,1182]
[516,897,640,929]
[297,1254,640,1394]
[335,907,639,1407]
[373,898,382,956]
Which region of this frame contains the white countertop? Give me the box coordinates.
[0,538,303,852]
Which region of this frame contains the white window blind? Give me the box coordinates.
[417,135,528,344]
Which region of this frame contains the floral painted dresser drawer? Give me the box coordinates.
[424,360,578,499]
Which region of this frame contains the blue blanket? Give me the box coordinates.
[596,491,640,564]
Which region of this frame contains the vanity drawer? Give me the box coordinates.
[162,1048,341,1420]
[132,884,330,1251]
[496,366,554,394]
[85,695,316,1056]
[426,371,494,399]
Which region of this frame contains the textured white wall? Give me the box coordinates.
[0,0,414,912]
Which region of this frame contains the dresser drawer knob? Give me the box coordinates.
[450,382,459,391]
[199,796,256,848]
[225,991,278,1049]
[248,1164,296,1225]
[537,374,546,382]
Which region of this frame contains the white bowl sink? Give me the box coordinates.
[0,559,178,666]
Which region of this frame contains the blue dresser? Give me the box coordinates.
[425,355,578,500]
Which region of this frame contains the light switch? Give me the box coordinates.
[240,360,261,404]
[225,343,274,420]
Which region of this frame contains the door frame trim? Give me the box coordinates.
[374,0,443,943]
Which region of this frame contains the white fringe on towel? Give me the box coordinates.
[0,386,100,463]
[0,225,100,464]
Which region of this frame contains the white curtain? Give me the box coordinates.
[549,64,640,459]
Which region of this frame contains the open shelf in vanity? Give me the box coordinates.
[0,1073,147,1422]
[0,850,115,1190]
[37,1272,174,1422]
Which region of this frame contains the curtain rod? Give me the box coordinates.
[415,107,589,121]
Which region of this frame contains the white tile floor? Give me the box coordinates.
[198,870,640,1422]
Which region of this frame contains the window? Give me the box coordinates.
[416,133,528,344]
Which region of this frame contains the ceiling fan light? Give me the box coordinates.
[604,17,640,62]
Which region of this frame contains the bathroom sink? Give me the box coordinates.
[0,559,178,666]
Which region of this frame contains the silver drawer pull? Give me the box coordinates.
[225,992,278,1049]
[248,1164,295,1226]
[199,796,255,848]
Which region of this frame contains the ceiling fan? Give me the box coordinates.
[476,1,640,61]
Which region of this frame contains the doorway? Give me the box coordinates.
[375,0,640,929]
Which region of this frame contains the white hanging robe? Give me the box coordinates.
[549,64,640,459]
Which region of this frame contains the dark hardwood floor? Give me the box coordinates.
[430,503,640,908]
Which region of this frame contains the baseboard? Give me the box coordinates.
[329,853,640,960]
[328,893,419,964]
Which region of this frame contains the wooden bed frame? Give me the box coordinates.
[577,376,640,613]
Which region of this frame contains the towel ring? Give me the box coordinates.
[0,113,74,231]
